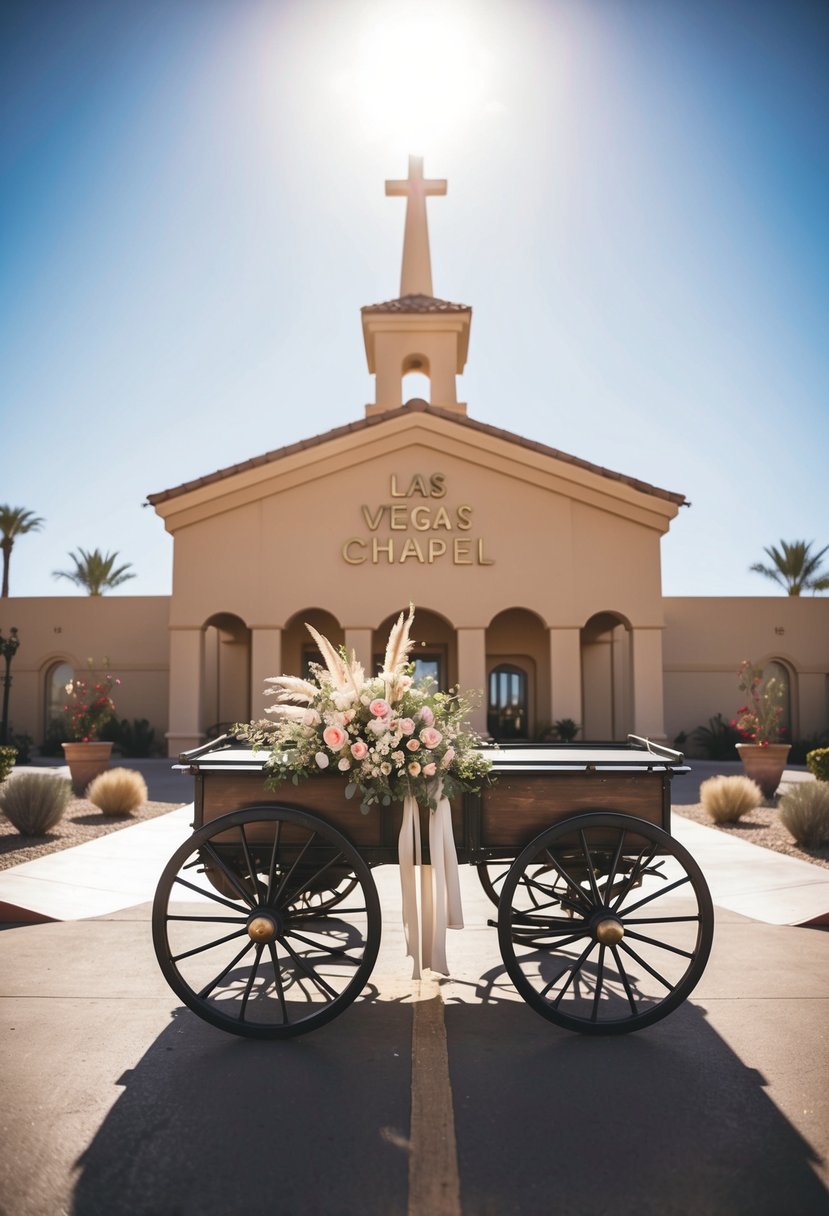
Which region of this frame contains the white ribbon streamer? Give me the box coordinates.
[398,779,464,979]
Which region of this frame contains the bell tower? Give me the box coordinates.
[362,156,471,417]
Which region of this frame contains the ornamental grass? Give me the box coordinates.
[86,767,148,816]
[700,774,764,823]
[778,782,829,848]
[0,773,72,835]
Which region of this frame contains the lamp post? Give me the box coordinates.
[0,626,20,745]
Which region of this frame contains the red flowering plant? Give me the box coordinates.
[62,660,120,742]
[732,660,784,746]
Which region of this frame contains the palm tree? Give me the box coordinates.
[53,548,136,596]
[750,540,829,596]
[0,505,44,597]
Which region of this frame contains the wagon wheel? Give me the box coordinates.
[152,805,381,1039]
[478,860,569,910]
[497,812,713,1035]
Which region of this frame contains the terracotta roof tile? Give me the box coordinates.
[361,293,471,314]
[146,400,686,507]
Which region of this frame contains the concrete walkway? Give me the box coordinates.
[1,768,828,926]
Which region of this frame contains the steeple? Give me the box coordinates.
[362,156,471,418]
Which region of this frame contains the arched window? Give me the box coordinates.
[764,660,793,738]
[45,661,74,725]
[488,664,529,741]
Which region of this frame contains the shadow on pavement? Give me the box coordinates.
[445,993,828,1216]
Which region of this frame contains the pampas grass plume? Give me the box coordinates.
[86,767,148,816]
[700,774,763,823]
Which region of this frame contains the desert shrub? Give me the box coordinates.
[86,767,148,816]
[0,773,72,834]
[700,774,763,823]
[0,746,17,784]
[806,748,829,783]
[691,714,741,760]
[778,782,829,848]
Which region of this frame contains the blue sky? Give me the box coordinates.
[2,0,827,598]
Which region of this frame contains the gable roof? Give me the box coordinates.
[147,401,686,508]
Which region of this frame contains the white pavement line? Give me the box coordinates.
[408,978,462,1216]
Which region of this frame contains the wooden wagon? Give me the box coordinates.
[152,736,713,1038]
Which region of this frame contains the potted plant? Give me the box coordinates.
[60,661,120,795]
[731,660,790,799]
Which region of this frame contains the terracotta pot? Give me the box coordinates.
[61,741,113,796]
[735,742,791,800]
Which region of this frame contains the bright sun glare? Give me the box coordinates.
[332,2,498,155]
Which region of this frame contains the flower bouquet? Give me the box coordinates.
[235,606,491,812]
[62,661,120,742]
[732,659,785,746]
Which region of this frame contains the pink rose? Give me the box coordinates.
[420,726,442,749]
[370,699,391,718]
[418,706,434,726]
[406,738,420,752]
[398,718,416,736]
[337,757,351,771]
[407,761,421,776]
[423,762,437,777]
[323,725,347,750]
[441,747,455,768]
[351,739,369,761]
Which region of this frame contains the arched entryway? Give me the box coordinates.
[486,609,548,742]
[373,607,456,690]
[764,658,796,740]
[283,609,344,680]
[581,612,632,741]
[202,613,251,736]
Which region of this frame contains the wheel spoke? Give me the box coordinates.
[238,823,259,899]
[267,940,290,1024]
[278,936,339,1000]
[171,926,249,963]
[623,914,701,925]
[551,938,597,1008]
[541,849,595,915]
[623,930,695,960]
[239,942,265,1021]
[603,829,626,908]
[281,849,345,909]
[200,841,257,908]
[617,940,675,992]
[579,830,603,906]
[610,943,638,1015]
[274,832,317,903]
[167,914,248,924]
[591,943,607,1021]
[266,818,282,902]
[172,873,246,913]
[610,843,658,912]
[198,938,255,999]
[285,926,361,961]
[617,874,691,917]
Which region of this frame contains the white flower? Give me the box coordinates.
[302,708,321,726]
[315,751,330,769]
[337,757,351,771]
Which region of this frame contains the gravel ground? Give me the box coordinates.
[0,798,184,871]
[673,802,829,871]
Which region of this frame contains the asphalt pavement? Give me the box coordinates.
[0,760,827,1215]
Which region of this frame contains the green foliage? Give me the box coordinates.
[0,504,44,597]
[700,774,763,823]
[0,746,17,783]
[101,717,158,757]
[733,659,784,744]
[39,719,67,757]
[86,767,148,816]
[52,547,136,596]
[749,539,829,596]
[691,714,741,760]
[0,773,72,835]
[7,732,32,764]
[553,718,581,743]
[778,782,829,848]
[806,748,829,783]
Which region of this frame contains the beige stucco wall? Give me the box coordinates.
[663,597,829,744]
[0,597,170,746]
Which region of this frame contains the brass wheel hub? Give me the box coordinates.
[247,911,280,943]
[594,917,624,946]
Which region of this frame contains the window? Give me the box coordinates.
[488,664,529,740]
[45,661,74,724]
[372,649,446,691]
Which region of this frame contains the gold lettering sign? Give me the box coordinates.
[341,474,495,567]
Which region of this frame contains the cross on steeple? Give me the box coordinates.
[385,155,447,297]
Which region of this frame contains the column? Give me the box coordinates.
[166,627,204,757]
[345,628,373,676]
[456,628,487,736]
[548,628,583,727]
[631,626,667,741]
[251,627,282,722]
